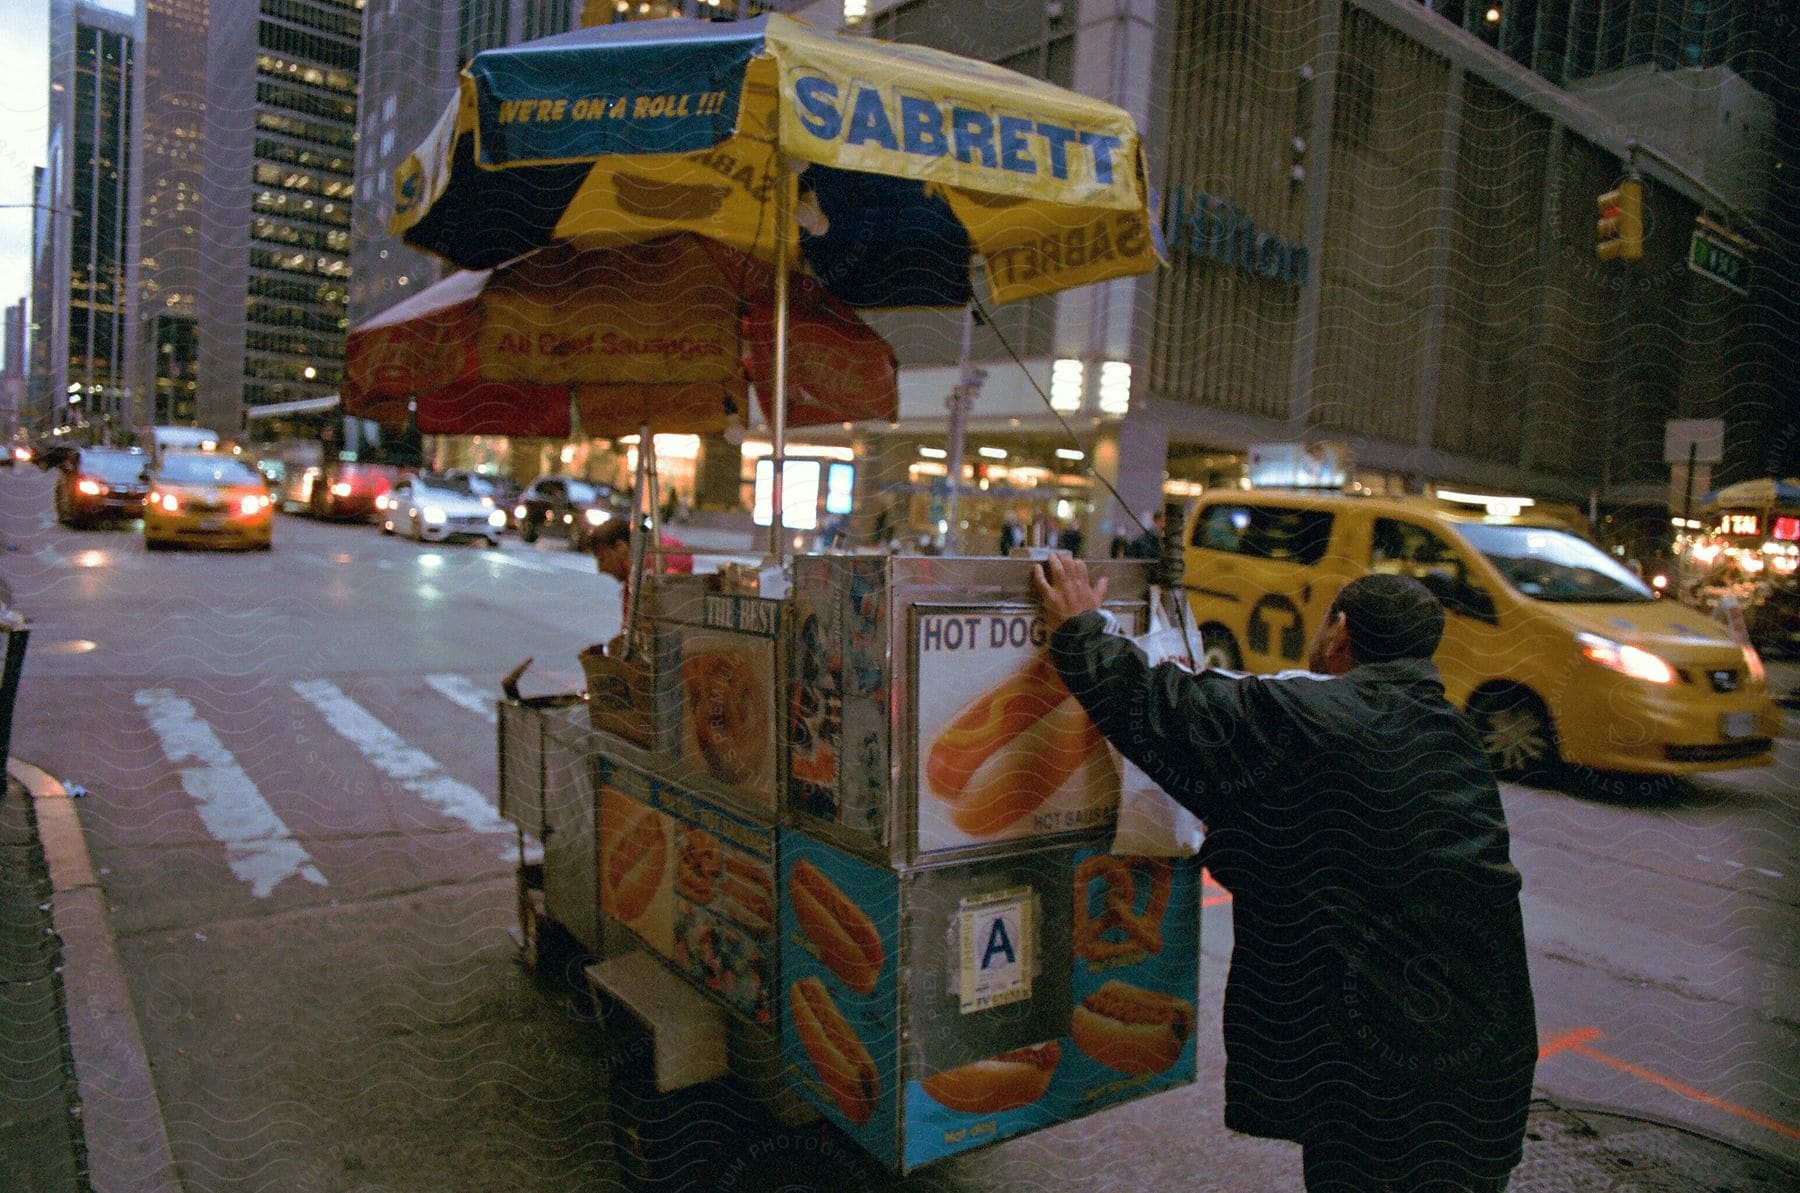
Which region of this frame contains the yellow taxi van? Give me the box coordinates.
[1182,489,1779,778]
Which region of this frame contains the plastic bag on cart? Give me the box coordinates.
[1110,592,1206,858]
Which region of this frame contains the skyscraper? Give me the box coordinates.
[39,0,142,440]
[197,0,359,433]
[139,0,207,425]
[2,301,25,434]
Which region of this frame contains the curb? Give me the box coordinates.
[10,759,181,1193]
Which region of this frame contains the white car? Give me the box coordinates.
[378,478,505,547]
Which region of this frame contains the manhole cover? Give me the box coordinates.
[1511,1103,1798,1191]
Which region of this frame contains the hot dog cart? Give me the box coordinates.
[499,553,1204,1176]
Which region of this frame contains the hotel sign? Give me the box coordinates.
[1163,186,1309,288]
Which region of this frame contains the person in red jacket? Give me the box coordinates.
[590,517,693,624]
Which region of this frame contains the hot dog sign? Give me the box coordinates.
[914,609,1121,854]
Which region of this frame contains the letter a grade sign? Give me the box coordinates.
[959,887,1034,1013]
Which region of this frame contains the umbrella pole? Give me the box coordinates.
[769,172,791,566]
[941,302,977,555]
[626,423,656,648]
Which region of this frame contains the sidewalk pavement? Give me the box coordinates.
[3,761,181,1193]
[1,770,86,1192]
[6,748,1797,1192]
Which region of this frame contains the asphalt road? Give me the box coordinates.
[1,464,1795,1191]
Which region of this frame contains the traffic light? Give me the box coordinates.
[1596,180,1643,261]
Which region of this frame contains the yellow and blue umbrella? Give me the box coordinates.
[393,12,1156,308]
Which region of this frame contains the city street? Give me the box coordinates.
[1,464,1796,1191]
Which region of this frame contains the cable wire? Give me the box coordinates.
[969,297,1153,541]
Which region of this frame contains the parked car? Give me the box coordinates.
[143,452,274,551]
[378,477,505,546]
[514,475,628,549]
[54,446,151,527]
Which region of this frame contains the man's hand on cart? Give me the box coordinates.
[1032,553,1109,633]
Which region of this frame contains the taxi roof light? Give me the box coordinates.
[1742,644,1765,686]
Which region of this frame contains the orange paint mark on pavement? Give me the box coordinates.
[1538,1026,1800,1143]
[1566,1041,1800,1143]
[1537,1026,1602,1060]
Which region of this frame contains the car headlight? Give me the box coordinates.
[562,512,573,523]
[583,507,609,527]
[513,504,527,520]
[375,494,390,510]
[76,478,103,496]
[1576,633,1676,685]
[154,492,179,513]
[239,495,261,516]
[331,481,352,497]
[480,495,494,508]
[487,510,506,528]
[423,506,447,525]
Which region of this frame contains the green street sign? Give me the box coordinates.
[1688,226,1750,295]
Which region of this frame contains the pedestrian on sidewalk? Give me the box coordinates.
[1033,564,1537,1193]
[590,518,693,624]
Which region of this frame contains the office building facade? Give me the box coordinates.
[138,0,208,425]
[197,0,360,433]
[2,302,25,434]
[1138,0,1781,522]
[37,0,142,440]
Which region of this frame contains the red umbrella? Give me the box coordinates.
[343,234,898,438]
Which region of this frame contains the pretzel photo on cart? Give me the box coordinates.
[1072,855,1172,964]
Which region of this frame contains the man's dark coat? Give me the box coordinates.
[1051,613,1537,1177]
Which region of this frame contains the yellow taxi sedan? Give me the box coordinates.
[144,452,274,551]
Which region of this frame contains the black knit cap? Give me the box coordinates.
[1328,573,1446,664]
[590,519,633,550]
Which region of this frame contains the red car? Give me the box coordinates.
[283,462,411,521]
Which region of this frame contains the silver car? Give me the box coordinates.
[378,478,505,546]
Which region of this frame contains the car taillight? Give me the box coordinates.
[76,478,103,496]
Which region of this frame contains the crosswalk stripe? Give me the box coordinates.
[424,674,498,725]
[291,678,507,837]
[133,688,328,897]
